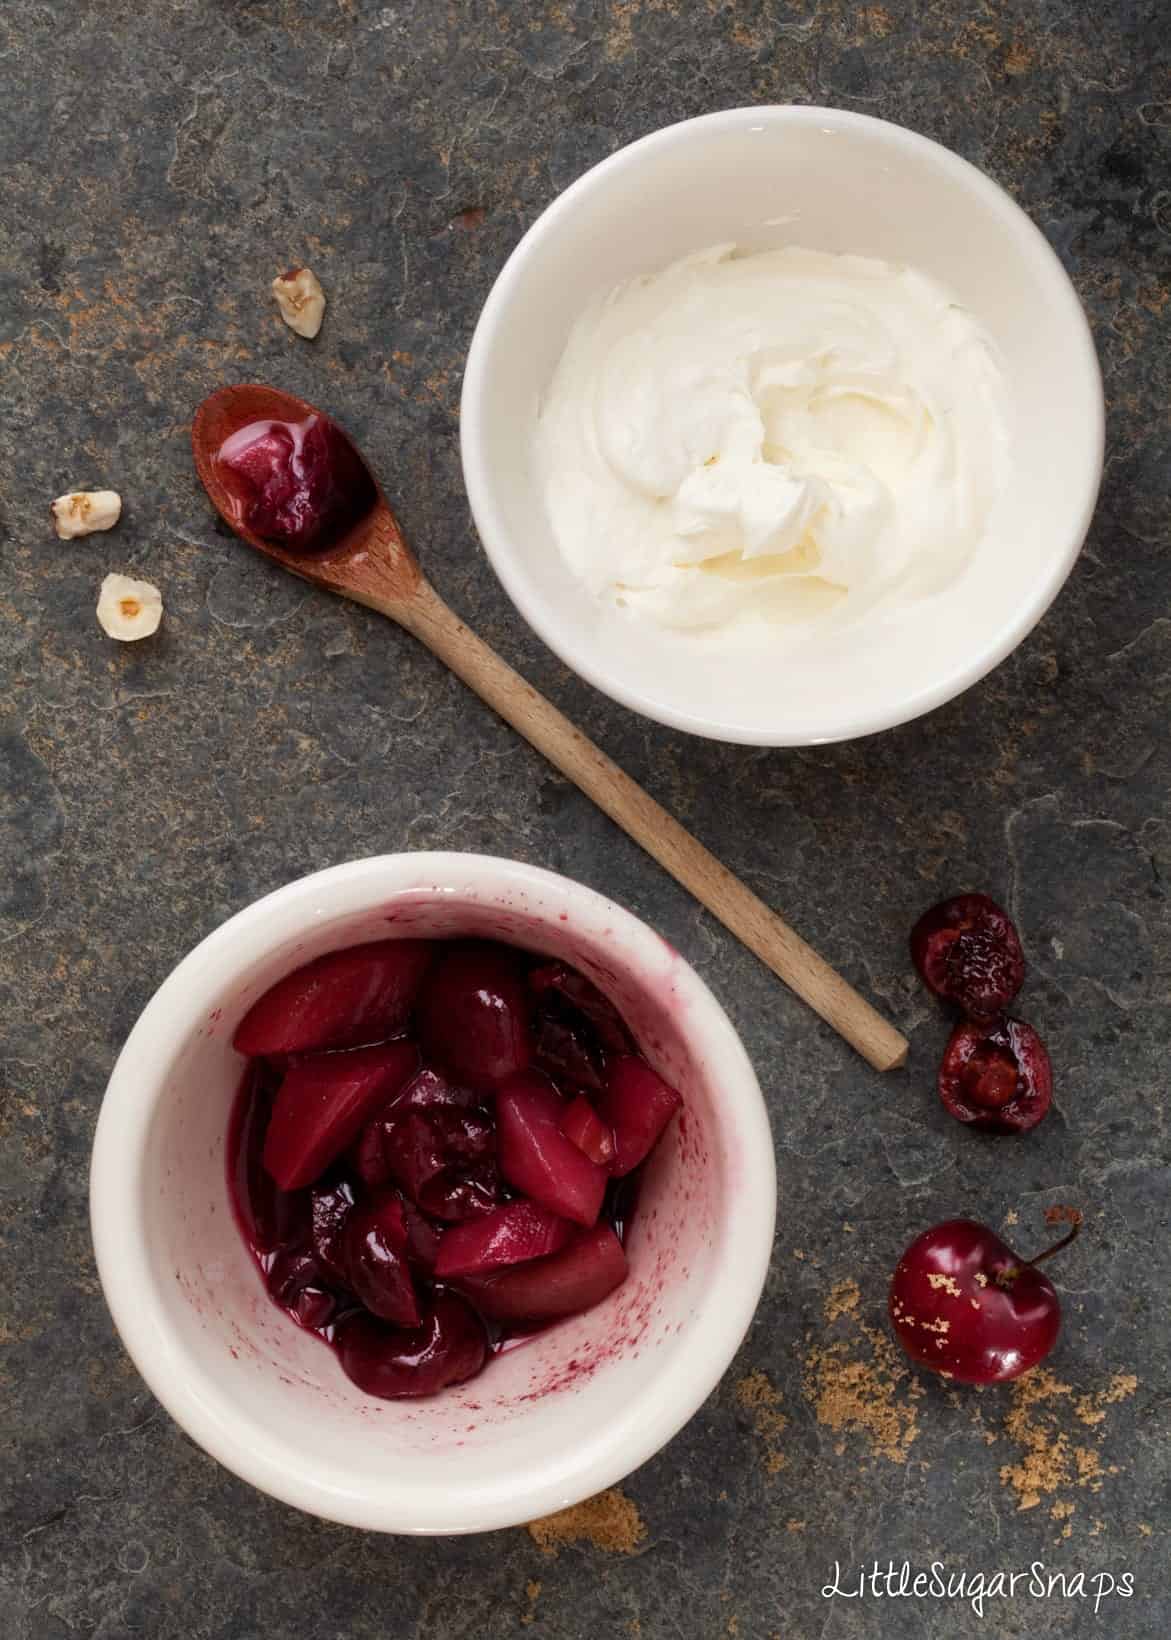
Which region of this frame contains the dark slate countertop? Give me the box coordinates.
[1,2,1168,1636]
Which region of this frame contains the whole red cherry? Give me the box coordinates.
[938,1017,1052,1134]
[910,893,1025,1020]
[889,1213,1079,1383]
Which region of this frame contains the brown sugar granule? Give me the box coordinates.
[998,1367,1136,1511]
[1051,1499,1075,1520]
[927,1274,962,1297]
[999,1367,1075,1509]
[735,1369,789,1474]
[786,1520,806,1532]
[803,1325,919,1464]
[1075,1372,1138,1426]
[527,1489,647,1556]
[824,1278,861,1324]
[520,1581,541,1625]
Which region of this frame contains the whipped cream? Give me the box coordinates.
[536,244,1010,635]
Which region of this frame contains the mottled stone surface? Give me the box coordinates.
[1,1,1168,1636]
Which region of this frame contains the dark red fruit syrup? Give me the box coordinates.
[215,414,377,553]
[227,941,682,1400]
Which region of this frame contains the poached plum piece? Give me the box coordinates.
[595,1056,682,1177]
[434,1201,573,1279]
[417,942,532,1089]
[216,414,378,554]
[262,1039,418,1190]
[334,1296,488,1400]
[458,1225,628,1322]
[228,1062,309,1253]
[938,1017,1052,1134]
[910,893,1025,1020]
[234,938,434,1056]
[496,1072,608,1226]
[561,1095,616,1167]
[343,1195,420,1326]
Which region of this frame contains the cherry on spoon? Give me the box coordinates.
[191,383,907,1072]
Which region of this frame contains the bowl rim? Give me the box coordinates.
[460,103,1105,747]
[89,851,776,1534]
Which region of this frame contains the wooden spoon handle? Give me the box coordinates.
[393,578,907,1071]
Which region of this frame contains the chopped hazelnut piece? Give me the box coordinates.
[51,489,122,539]
[272,266,326,338]
[96,573,163,641]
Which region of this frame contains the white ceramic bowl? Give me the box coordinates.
[89,853,775,1534]
[461,106,1104,745]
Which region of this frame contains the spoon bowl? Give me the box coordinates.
[192,383,420,606]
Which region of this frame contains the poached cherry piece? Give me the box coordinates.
[938,1017,1052,1134]
[334,1297,488,1400]
[889,1216,1077,1383]
[227,934,683,1400]
[417,942,533,1090]
[910,893,1025,1021]
[215,414,377,554]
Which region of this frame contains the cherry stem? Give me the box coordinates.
[997,1212,1082,1286]
[1026,1214,1082,1269]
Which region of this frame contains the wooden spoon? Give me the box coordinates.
[192,384,908,1072]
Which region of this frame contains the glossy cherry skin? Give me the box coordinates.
[417,943,533,1090]
[910,893,1025,1021]
[334,1295,488,1399]
[939,1017,1052,1134]
[889,1219,1061,1383]
[342,1195,420,1327]
[215,414,378,553]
